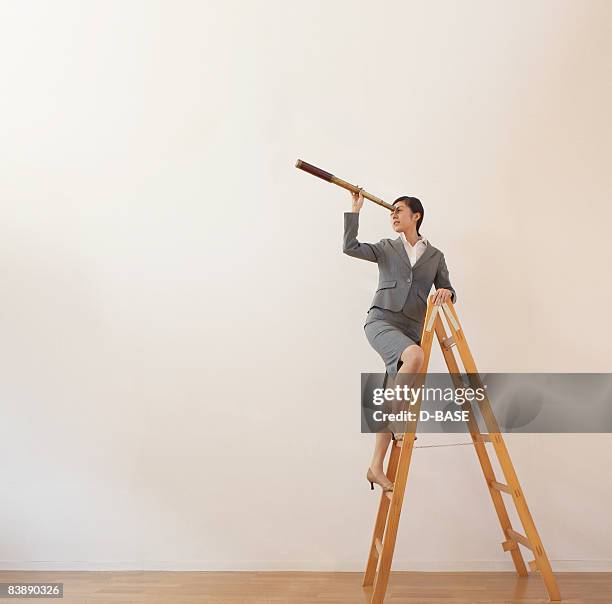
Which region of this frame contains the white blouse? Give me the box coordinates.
[400,232,428,267]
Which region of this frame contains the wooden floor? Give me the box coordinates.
[0,571,609,603]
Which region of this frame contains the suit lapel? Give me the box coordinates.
[391,237,411,268]
[413,243,437,269]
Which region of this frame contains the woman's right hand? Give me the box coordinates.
[351,186,364,212]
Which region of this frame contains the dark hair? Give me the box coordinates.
[393,196,424,234]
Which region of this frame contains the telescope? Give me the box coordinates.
[295,159,395,211]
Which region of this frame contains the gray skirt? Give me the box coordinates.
[363,307,422,380]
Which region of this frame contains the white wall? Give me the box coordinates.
[0,0,611,571]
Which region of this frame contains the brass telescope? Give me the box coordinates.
[295,159,395,211]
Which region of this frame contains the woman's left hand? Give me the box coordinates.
[432,288,452,306]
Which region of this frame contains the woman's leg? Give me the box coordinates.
[389,344,425,436]
[369,431,393,480]
[368,347,423,488]
[368,370,396,489]
[393,344,425,440]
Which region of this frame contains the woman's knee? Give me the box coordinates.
[400,344,424,369]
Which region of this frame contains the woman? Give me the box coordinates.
[344,188,457,492]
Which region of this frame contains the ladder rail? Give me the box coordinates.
[432,315,529,577]
[364,300,438,603]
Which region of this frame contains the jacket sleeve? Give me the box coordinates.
[434,253,457,303]
[343,212,382,263]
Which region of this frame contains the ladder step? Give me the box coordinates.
[507,529,534,551]
[442,336,456,350]
[528,559,540,572]
[475,433,491,442]
[501,540,517,552]
[393,435,417,447]
[374,538,383,556]
[489,480,512,494]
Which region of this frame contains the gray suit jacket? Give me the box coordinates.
[343,212,457,320]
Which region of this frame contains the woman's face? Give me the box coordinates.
[390,201,419,233]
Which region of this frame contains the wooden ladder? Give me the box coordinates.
[362,295,561,603]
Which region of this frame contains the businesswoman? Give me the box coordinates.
[344,188,457,493]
